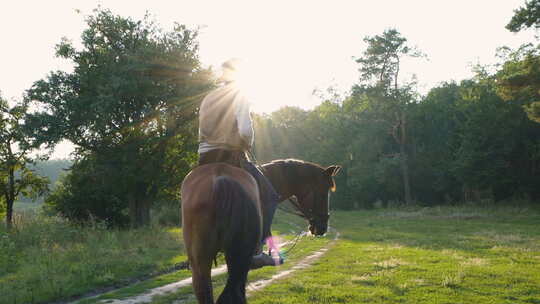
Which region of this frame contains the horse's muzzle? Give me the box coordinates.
[309,224,327,236]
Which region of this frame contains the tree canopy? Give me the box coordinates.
[0,94,49,228]
[26,9,212,226]
[506,0,540,32]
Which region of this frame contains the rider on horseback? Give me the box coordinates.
[198,58,281,268]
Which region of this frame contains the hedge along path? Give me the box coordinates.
[83,230,338,304]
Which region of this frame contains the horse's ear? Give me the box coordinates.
[325,165,341,177]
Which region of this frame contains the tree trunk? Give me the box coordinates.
[399,145,413,205]
[398,112,413,205]
[140,198,151,226]
[6,167,15,230]
[128,193,138,228]
[5,195,13,230]
[129,193,151,228]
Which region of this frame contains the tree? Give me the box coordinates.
[502,0,540,123]
[26,9,212,227]
[407,82,462,203]
[353,29,424,205]
[506,0,540,32]
[496,44,540,123]
[0,95,49,229]
[454,73,540,201]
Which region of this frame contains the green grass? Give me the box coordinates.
[248,204,540,304]
[78,208,317,304]
[150,236,334,304]
[77,269,194,304]
[5,204,540,304]
[150,223,334,304]
[0,212,186,304]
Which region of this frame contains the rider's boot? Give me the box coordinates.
[250,252,284,269]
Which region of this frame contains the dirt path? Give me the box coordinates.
[82,234,338,304]
[100,265,228,304]
[246,232,339,296]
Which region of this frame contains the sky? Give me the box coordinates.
[1,0,537,158]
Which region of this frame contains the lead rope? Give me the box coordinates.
[275,198,309,257]
[279,230,307,256]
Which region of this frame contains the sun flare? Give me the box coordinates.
[222,58,285,114]
[229,61,268,113]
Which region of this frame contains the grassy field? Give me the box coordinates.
[125,203,540,304]
[150,222,333,304]
[2,203,540,304]
[75,208,315,304]
[0,212,186,304]
[249,204,540,304]
[0,206,310,304]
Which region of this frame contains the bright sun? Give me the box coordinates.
[224,58,304,114]
[229,60,275,113]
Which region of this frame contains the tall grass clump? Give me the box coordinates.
[0,211,185,304]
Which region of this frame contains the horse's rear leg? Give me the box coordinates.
[185,219,218,304]
[191,257,214,304]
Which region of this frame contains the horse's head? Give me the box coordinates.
[295,164,341,236]
[263,159,341,236]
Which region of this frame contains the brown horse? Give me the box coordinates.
[181,159,341,304]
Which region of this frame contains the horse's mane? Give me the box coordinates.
[264,158,336,191]
[263,159,326,180]
[266,158,325,170]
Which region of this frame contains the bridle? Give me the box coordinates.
[287,194,329,225]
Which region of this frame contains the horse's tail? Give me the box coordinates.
[214,176,261,304]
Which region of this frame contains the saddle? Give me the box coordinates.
[198,149,272,210]
[198,149,248,169]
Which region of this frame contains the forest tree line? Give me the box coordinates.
[14,159,72,204]
[1,2,539,227]
[254,71,540,209]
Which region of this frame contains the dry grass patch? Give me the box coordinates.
[476,230,528,246]
[492,233,525,243]
[377,206,489,219]
[441,249,465,260]
[460,257,488,266]
[388,243,404,249]
[374,258,407,269]
[351,274,372,282]
[363,244,386,251]
[441,270,466,288]
[410,278,427,286]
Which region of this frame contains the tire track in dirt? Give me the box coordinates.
[81,231,338,304]
[99,265,228,304]
[75,242,290,304]
[246,231,340,296]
